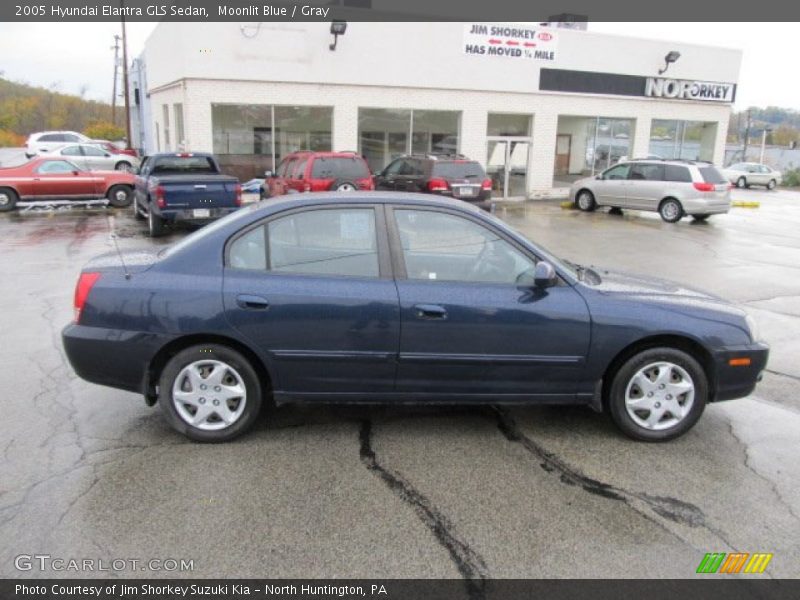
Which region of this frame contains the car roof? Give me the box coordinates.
[260,191,483,212]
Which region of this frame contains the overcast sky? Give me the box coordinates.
[0,22,798,110]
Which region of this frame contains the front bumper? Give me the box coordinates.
[711,341,769,402]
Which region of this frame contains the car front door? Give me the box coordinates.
[223,205,400,397]
[594,163,630,206]
[625,163,665,210]
[388,207,591,398]
[374,158,404,191]
[81,144,113,170]
[32,160,97,198]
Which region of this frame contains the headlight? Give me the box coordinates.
[745,314,761,343]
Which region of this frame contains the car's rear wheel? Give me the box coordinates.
[115,161,132,172]
[159,344,263,442]
[736,176,748,189]
[332,180,357,192]
[692,214,710,222]
[659,198,683,223]
[107,184,132,208]
[0,188,19,212]
[767,179,776,190]
[576,189,596,212]
[148,206,165,237]
[608,347,707,442]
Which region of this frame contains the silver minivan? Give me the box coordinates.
[570,160,731,222]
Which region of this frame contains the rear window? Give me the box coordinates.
[664,165,692,183]
[699,166,727,184]
[151,156,218,175]
[431,161,486,180]
[311,156,370,179]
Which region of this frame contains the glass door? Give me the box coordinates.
[486,139,530,199]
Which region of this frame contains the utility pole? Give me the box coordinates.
[120,0,132,149]
[111,34,121,126]
[742,108,751,162]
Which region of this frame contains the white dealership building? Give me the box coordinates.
[131,21,741,198]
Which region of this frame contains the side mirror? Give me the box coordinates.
[534,261,558,288]
[265,170,274,178]
[595,174,603,180]
[72,170,80,176]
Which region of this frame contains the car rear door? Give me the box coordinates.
[388,206,591,398]
[59,145,89,170]
[625,163,665,210]
[223,204,400,396]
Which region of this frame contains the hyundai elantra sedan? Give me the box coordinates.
[62,193,768,442]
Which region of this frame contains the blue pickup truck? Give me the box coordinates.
[133,153,242,237]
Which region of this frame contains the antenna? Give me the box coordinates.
[110,232,131,280]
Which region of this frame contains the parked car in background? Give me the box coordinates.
[62,192,767,443]
[40,143,140,172]
[25,131,90,158]
[132,152,242,237]
[571,159,731,222]
[373,153,492,208]
[0,157,134,211]
[722,163,782,189]
[89,140,139,158]
[265,151,373,198]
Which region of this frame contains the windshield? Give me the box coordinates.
[432,161,486,180]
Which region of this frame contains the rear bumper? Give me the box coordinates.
[681,197,731,215]
[159,206,240,223]
[711,342,769,402]
[62,323,171,395]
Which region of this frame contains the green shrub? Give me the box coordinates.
[782,167,800,188]
[83,121,125,141]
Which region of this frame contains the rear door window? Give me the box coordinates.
[699,166,727,184]
[664,165,692,182]
[310,157,370,179]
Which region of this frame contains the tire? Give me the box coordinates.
[767,179,776,190]
[736,176,748,189]
[658,198,683,223]
[575,189,596,212]
[148,205,165,237]
[158,344,263,442]
[132,196,145,220]
[692,214,710,222]
[260,187,269,201]
[331,180,358,192]
[106,184,133,208]
[0,187,19,212]
[115,161,132,172]
[607,347,708,442]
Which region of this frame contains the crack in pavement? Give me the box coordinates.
[358,420,488,599]
[492,407,738,550]
[764,369,800,383]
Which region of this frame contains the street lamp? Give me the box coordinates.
[760,127,772,164]
[658,51,681,75]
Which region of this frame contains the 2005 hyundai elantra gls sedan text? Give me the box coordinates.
[62,193,768,442]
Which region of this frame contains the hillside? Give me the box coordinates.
[0,77,116,146]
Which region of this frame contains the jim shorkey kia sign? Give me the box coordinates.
[463,23,558,60]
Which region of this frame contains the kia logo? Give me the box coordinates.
[538,32,553,41]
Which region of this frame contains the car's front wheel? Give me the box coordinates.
[607,347,707,442]
[659,198,683,223]
[159,344,263,442]
[576,189,596,212]
[767,179,776,190]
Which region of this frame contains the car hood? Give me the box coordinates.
[583,267,745,316]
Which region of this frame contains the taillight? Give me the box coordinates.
[481,178,492,191]
[155,185,166,208]
[693,182,716,192]
[428,178,449,192]
[234,183,242,206]
[74,272,101,323]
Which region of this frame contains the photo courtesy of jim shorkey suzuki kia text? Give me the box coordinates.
[39,4,334,18]
[14,584,387,596]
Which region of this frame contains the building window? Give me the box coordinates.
[173,103,185,151]
[211,103,333,179]
[162,104,170,151]
[649,120,717,162]
[555,115,634,176]
[487,113,531,137]
[357,108,461,173]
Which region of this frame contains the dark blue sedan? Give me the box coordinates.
[62,193,768,442]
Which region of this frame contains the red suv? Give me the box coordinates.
[265,151,374,197]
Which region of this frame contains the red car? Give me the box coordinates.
[0,157,135,212]
[91,140,139,158]
[265,151,373,197]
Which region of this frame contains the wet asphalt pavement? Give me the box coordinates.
[1,189,799,581]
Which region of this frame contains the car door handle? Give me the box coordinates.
[414,304,447,320]
[236,294,269,310]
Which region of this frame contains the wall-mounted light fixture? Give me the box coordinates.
[658,51,681,75]
[329,20,347,51]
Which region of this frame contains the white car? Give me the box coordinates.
[25,131,91,158]
[38,143,140,172]
[722,163,782,190]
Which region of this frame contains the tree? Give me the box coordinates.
[84,121,125,141]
